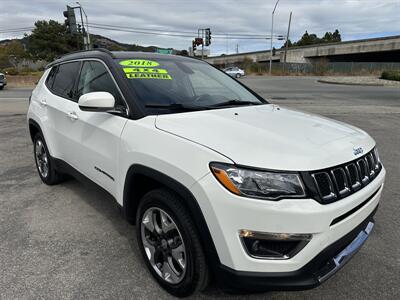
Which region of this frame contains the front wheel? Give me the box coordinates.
[235,73,241,78]
[136,188,209,297]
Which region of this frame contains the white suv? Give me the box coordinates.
[27,49,385,297]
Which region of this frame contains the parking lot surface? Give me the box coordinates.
[0,77,399,299]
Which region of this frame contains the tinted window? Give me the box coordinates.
[77,61,123,107]
[45,66,58,89]
[52,62,81,99]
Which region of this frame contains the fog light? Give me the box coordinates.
[239,230,312,259]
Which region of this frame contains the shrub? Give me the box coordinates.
[381,70,400,81]
[2,67,18,75]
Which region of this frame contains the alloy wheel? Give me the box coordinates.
[141,207,187,284]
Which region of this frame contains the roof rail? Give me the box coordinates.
[45,48,115,69]
[57,48,115,60]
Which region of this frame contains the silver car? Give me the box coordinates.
[224,66,245,78]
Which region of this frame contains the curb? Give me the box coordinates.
[317,79,384,87]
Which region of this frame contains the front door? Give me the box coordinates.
[64,60,128,196]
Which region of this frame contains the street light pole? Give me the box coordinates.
[269,0,280,75]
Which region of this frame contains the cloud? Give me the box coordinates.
[1,0,399,55]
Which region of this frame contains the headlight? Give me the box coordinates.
[210,163,306,200]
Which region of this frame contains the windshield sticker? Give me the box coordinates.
[119,59,159,67]
[126,73,172,80]
[123,67,168,74]
[120,59,172,80]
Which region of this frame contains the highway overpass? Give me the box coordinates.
[205,35,400,66]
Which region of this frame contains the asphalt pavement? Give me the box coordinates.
[0,77,399,299]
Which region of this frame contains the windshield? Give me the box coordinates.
[116,57,266,112]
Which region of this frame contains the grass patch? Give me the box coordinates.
[381,70,400,81]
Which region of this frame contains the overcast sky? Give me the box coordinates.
[1,0,399,55]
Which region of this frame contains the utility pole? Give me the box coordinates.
[201,29,204,59]
[283,11,292,71]
[269,0,280,75]
[236,44,239,54]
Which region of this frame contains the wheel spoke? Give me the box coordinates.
[142,235,157,265]
[153,211,163,235]
[142,210,155,233]
[160,210,175,234]
[162,261,180,283]
[171,244,186,269]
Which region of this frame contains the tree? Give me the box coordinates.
[26,20,79,61]
[322,32,333,43]
[0,40,27,69]
[281,39,293,49]
[178,50,189,56]
[285,29,342,48]
[332,29,341,42]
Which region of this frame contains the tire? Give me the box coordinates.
[235,73,241,78]
[136,188,209,297]
[33,132,64,185]
[0,86,4,90]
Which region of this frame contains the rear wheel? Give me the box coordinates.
[33,133,64,185]
[136,188,209,297]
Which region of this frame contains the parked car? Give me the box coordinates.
[27,49,385,297]
[224,66,245,78]
[0,72,7,90]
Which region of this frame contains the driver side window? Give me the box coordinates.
[77,61,124,107]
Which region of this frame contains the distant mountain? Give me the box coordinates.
[0,34,179,53]
[90,34,180,53]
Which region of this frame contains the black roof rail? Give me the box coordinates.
[57,48,115,60]
[46,48,115,69]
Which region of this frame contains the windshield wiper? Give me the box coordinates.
[210,99,261,107]
[145,103,209,111]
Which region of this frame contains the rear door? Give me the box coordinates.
[44,61,82,161]
[64,60,128,196]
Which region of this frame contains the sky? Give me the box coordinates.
[0,0,399,55]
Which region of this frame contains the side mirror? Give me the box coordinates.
[78,92,115,112]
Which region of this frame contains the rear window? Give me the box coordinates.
[51,61,81,100]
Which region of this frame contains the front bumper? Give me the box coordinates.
[214,207,377,291]
[191,166,385,278]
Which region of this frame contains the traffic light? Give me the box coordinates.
[195,37,203,46]
[205,28,212,46]
[63,5,77,34]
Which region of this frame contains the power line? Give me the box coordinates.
[88,23,283,40]
[89,22,280,37]
[0,23,284,41]
[0,26,34,33]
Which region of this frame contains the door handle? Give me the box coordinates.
[67,111,79,121]
[40,99,47,106]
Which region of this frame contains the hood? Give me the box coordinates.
[155,105,375,171]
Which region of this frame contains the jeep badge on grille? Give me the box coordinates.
[353,147,364,156]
